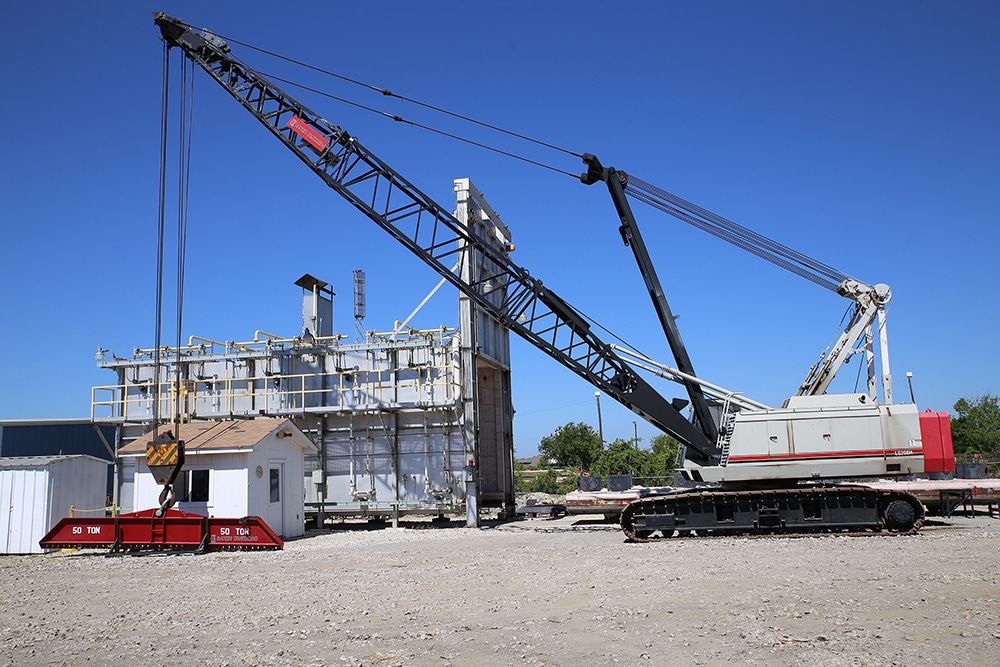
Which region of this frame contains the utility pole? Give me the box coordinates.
[595,391,604,448]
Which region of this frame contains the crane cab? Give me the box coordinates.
[681,395,951,485]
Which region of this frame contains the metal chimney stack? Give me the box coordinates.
[294,274,334,339]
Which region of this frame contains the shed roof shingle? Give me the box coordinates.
[118,419,294,455]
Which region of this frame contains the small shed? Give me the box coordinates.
[0,455,110,554]
[119,419,316,538]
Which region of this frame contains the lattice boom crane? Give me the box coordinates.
[152,14,954,539]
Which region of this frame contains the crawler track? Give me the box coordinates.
[620,485,924,541]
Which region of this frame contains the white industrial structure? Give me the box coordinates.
[93,179,515,527]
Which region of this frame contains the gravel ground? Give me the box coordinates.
[2,514,998,667]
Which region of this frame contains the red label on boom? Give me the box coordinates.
[287,115,329,151]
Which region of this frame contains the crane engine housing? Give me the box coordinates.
[686,394,927,485]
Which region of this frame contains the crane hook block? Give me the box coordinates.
[146,430,185,487]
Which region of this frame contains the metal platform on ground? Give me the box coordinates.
[565,487,672,517]
[864,478,1000,517]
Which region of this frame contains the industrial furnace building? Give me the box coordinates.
[92,179,515,526]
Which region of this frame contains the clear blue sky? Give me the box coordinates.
[1,2,997,457]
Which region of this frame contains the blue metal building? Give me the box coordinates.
[0,419,116,496]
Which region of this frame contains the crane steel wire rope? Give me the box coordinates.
[151,44,195,511]
[162,16,861,298]
[174,54,195,429]
[178,21,584,159]
[154,40,170,435]
[156,17,877,411]
[216,30,861,294]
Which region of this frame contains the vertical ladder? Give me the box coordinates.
[717,396,738,467]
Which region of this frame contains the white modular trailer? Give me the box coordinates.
[0,455,109,554]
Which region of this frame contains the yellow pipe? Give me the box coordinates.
[188,335,228,349]
[253,330,283,342]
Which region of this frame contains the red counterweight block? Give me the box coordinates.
[919,411,956,474]
[39,509,283,553]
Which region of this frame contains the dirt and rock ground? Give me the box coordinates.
[2,510,999,667]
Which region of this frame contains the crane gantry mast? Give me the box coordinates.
[618,171,895,404]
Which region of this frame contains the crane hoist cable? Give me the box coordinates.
[205,29,584,160]
[153,39,170,434]
[256,69,580,179]
[174,54,195,427]
[622,174,855,293]
[150,43,195,512]
[155,44,195,431]
[184,23,862,367]
[172,16,863,296]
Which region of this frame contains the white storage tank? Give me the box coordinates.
[0,455,109,554]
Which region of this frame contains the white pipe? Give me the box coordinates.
[610,345,772,411]
[253,330,282,342]
[877,305,892,404]
[398,262,461,333]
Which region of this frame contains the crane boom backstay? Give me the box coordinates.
[152,14,955,539]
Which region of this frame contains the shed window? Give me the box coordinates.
[173,469,210,503]
[269,467,281,503]
[190,469,210,502]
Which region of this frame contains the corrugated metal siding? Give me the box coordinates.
[0,456,108,554]
[47,457,110,532]
[1,468,49,554]
[309,411,469,514]
[0,423,115,460]
[0,423,116,498]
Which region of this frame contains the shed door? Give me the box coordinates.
[1,469,49,554]
[267,462,284,537]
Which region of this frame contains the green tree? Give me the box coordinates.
[591,438,652,477]
[649,433,683,476]
[589,434,682,483]
[513,460,530,492]
[525,469,580,495]
[538,422,602,471]
[951,394,1000,460]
